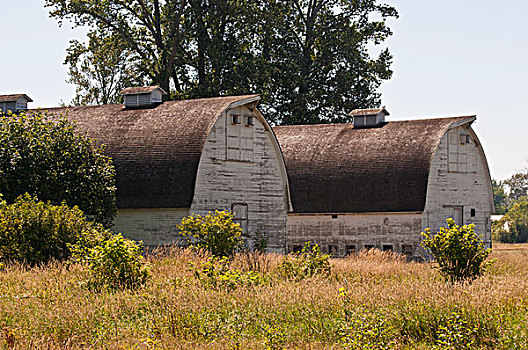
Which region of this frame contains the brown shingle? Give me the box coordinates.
[273,116,475,213]
[349,108,389,116]
[38,95,258,209]
[119,86,167,95]
[0,94,33,102]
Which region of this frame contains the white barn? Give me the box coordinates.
[273,110,493,258]
[43,92,291,252]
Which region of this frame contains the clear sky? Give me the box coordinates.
[1,0,526,180]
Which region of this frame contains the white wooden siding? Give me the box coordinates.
[424,125,493,247]
[286,212,423,256]
[113,208,190,246]
[191,105,289,252]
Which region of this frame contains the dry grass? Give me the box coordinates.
[1,245,528,349]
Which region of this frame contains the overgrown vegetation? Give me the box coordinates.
[0,111,116,225]
[277,241,331,280]
[178,210,243,257]
[71,234,150,290]
[493,197,528,243]
[422,219,493,282]
[0,244,526,349]
[0,194,111,265]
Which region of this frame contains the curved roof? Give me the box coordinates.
[273,116,475,213]
[41,95,259,209]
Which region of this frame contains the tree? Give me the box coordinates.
[65,30,146,105]
[46,0,187,93]
[421,219,493,282]
[258,0,398,124]
[503,170,528,202]
[493,197,528,243]
[492,179,508,215]
[47,0,398,125]
[0,111,117,225]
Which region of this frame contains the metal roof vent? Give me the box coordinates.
[349,107,389,127]
[0,94,33,113]
[120,86,167,108]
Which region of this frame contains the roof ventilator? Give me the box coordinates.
[120,86,168,109]
[349,107,389,128]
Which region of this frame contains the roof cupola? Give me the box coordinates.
[349,107,389,127]
[120,86,167,108]
[0,94,33,113]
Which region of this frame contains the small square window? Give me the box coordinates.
[382,244,393,252]
[471,208,476,217]
[331,214,338,219]
[364,244,374,251]
[232,115,240,124]
[346,245,356,255]
[245,115,254,126]
[292,245,302,253]
[402,244,413,255]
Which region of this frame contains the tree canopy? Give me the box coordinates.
[46,0,398,124]
[0,111,117,225]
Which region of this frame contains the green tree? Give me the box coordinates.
[503,170,528,202]
[46,0,398,125]
[65,29,146,105]
[421,219,493,282]
[46,0,187,94]
[258,0,398,124]
[0,111,117,225]
[493,197,528,243]
[492,179,508,215]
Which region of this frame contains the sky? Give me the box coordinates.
[0,0,526,181]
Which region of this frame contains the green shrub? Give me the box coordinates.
[178,210,243,257]
[190,256,264,290]
[421,219,493,282]
[73,234,150,290]
[277,242,330,280]
[0,194,111,265]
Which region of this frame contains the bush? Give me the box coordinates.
[0,111,117,225]
[421,219,493,282]
[72,234,150,290]
[178,210,243,257]
[0,194,111,265]
[190,256,264,290]
[277,242,331,280]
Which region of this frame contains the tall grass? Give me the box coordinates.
[1,244,528,349]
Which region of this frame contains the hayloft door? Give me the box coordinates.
[232,203,248,234]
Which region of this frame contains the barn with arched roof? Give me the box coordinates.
[42,93,291,252]
[273,112,493,257]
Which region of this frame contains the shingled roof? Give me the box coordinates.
[273,116,475,213]
[0,94,33,102]
[40,95,259,209]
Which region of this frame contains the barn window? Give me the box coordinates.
[471,208,476,217]
[331,214,338,219]
[232,114,241,124]
[382,244,393,252]
[346,245,356,255]
[245,115,254,126]
[292,245,302,253]
[227,112,254,162]
[401,244,413,255]
[231,203,248,234]
[364,244,374,250]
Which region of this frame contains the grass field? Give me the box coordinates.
[1,244,528,349]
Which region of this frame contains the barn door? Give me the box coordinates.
[232,203,248,234]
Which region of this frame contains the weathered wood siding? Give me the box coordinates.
[191,105,289,252]
[423,125,493,246]
[113,208,189,246]
[286,212,423,256]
